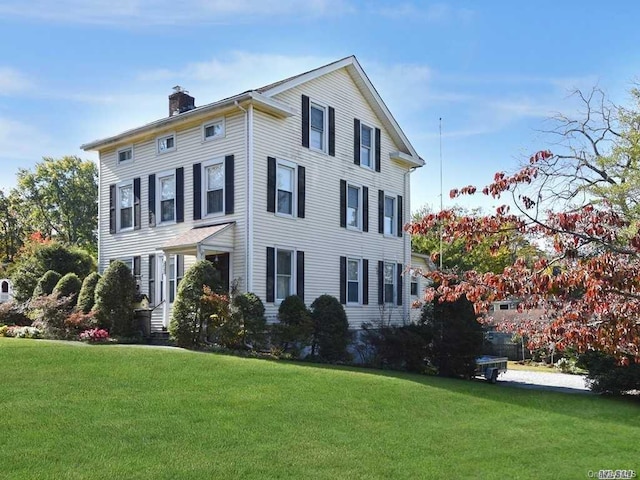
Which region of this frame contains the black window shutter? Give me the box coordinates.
[133,177,141,230]
[378,190,384,234]
[266,247,275,303]
[148,174,156,227]
[192,164,201,220]
[301,95,310,148]
[378,260,384,305]
[397,263,403,306]
[176,167,184,223]
[375,128,381,172]
[133,255,141,278]
[267,157,276,213]
[363,186,369,232]
[109,184,116,234]
[339,180,346,228]
[297,165,306,218]
[328,107,335,156]
[296,250,305,302]
[339,256,347,304]
[353,118,361,165]
[225,155,234,214]
[148,254,155,305]
[362,259,369,305]
[397,195,403,237]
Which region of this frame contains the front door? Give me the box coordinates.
[205,253,230,292]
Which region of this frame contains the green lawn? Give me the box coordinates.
[1,339,638,479]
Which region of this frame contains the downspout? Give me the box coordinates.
[235,100,254,293]
[403,166,418,323]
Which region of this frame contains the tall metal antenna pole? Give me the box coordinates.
[439,117,443,270]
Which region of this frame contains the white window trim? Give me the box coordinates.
[156,169,177,226]
[116,179,134,233]
[275,158,297,219]
[360,123,374,170]
[309,100,328,154]
[409,269,419,297]
[275,246,297,303]
[117,145,134,165]
[202,117,226,142]
[384,261,396,305]
[346,257,362,305]
[346,181,363,232]
[201,157,225,218]
[384,193,396,237]
[156,132,176,154]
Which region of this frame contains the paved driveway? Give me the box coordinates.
[498,369,591,394]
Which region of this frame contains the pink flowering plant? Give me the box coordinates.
[79,328,110,343]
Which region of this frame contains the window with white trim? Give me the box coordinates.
[157,172,176,223]
[384,262,395,304]
[118,146,133,164]
[203,118,225,141]
[410,272,419,296]
[157,133,176,154]
[277,162,295,216]
[276,248,294,301]
[203,158,224,216]
[117,180,134,231]
[155,253,183,304]
[347,184,361,230]
[309,103,326,151]
[360,124,373,168]
[384,195,396,235]
[347,258,361,304]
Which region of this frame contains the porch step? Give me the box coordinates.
[148,331,173,346]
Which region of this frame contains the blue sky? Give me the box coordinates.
[0,1,638,213]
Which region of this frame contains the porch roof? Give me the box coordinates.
[163,222,235,253]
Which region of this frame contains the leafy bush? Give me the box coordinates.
[93,260,136,338]
[169,260,221,348]
[77,272,100,314]
[0,324,8,337]
[79,328,110,343]
[310,294,351,361]
[360,322,432,373]
[422,296,484,378]
[11,242,95,302]
[29,294,76,339]
[32,270,62,298]
[4,325,42,338]
[203,287,241,349]
[65,310,97,338]
[0,301,31,326]
[53,272,82,300]
[555,357,581,374]
[272,295,312,355]
[577,351,640,395]
[232,292,266,348]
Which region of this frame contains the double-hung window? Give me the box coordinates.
[117,181,134,231]
[157,133,176,154]
[277,163,295,215]
[310,103,326,151]
[203,159,224,215]
[410,271,419,296]
[347,258,361,304]
[276,248,294,301]
[360,124,373,168]
[384,195,396,235]
[384,262,396,304]
[347,184,361,230]
[158,172,176,223]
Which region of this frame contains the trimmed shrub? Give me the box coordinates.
[272,295,312,355]
[93,260,136,338]
[310,294,351,362]
[232,292,266,348]
[203,287,241,349]
[169,260,221,348]
[29,294,76,339]
[77,272,100,313]
[423,296,484,378]
[65,310,98,338]
[0,301,31,326]
[53,272,82,300]
[577,351,640,395]
[32,270,62,298]
[360,322,432,373]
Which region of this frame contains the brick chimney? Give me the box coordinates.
[169,86,195,116]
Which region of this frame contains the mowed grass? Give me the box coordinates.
[1,339,638,480]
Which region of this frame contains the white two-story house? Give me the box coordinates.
[81,56,425,332]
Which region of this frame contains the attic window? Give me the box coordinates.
[310,103,326,151]
[118,147,133,164]
[157,134,176,154]
[203,118,225,141]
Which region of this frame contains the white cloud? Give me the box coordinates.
[0,67,34,95]
[376,2,474,23]
[0,0,354,25]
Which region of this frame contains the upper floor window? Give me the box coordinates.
[360,124,373,169]
[277,163,295,216]
[158,172,176,223]
[203,118,225,141]
[203,159,224,216]
[117,181,134,231]
[310,103,326,151]
[118,146,133,164]
[347,184,361,230]
[384,195,396,235]
[157,133,176,154]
